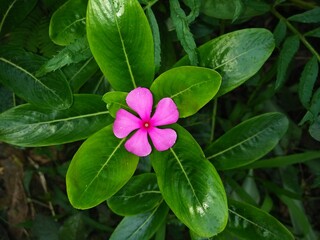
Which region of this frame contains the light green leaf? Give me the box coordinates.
[276,35,300,90]
[224,199,294,240]
[0,94,112,147]
[175,28,275,96]
[0,57,72,110]
[150,66,221,118]
[67,124,139,209]
[87,0,154,91]
[288,7,320,23]
[102,91,129,118]
[49,0,87,46]
[205,113,289,170]
[107,173,162,216]
[110,201,169,240]
[151,124,228,237]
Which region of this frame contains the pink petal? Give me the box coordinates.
[126,87,153,121]
[151,98,179,126]
[148,127,177,151]
[125,129,152,157]
[113,109,141,138]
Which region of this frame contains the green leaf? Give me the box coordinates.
[49,0,87,46]
[36,37,92,77]
[59,213,88,240]
[151,124,228,237]
[205,113,289,170]
[309,117,320,141]
[87,0,154,91]
[273,19,287,47]
[107,173,162,216]
[102,91,129,118]
[150,66,221,118]
[298,56,319,108]
[0,94,112,147]
[0,84,14,113]
[276,35,300,90]
[110,201,169,240]
[305,27,320,38]
[175,28,275,96]
[200,0,244,21]
[0,57,72,110]
[288,7,320,23]
[309,87,320,119]
[244,151,320,169]
[66,124,139,209]
[224,199,294,240]
[170,0,199,65]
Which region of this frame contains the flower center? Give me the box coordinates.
[144,122,150,128]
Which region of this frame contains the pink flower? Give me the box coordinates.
[113,87,179,157]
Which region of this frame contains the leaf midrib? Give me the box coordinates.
[170,79,212,99]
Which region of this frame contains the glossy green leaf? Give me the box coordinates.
[175,28,275,96]
[87,0,154,91]
[150,66,221,118]
[102,91,129,118]
[205,113,289,170]
[0,57,72,110]
[151,124,228,237]
[200,0,244,21]
[107,173,162,216]
[224,199,294,240]
[288,7,320,23]
[0,94,112,147]
[298,56,318,108]
[276,35,300,90]
[49,0,87,46]
[67,124,139,209]
[110,201,168,240]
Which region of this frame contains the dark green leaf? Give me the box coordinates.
[36,37,92,77]
[298,56,318,108]
[273,19,287,47]
[309,117,320,141]
[276,35,300,90]
[102,91,129,118]
[175,28,275,96]
[107,173,162,216]
[110,201,169,240]
[151,124,228,237]
[305,27,320,38]
[200,0,244,21]
[0,84,14,113]
[205,113,289,170]
[225,199,294,240]
[59,213,88,240]
[87,0,154,91]
[309,87,320,119]
[288,7,320,23]
[49,0,87,46]
[66,124,139,209]
[0,94,111,147]
[150,66,221,118]
[0,57,72,110]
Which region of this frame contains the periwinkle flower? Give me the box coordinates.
[113,87,179,157]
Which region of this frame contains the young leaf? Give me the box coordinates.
[49,0,87,46]
[150,66,221,118]
[107,173,162,216]
[225,199,294,240]
[87,0,154,91]
[276,35,300,90]
[288,7,320,23]
[0,94,112,147]
[66,125,139,209]
[151,124,228,237]
[110,201,169,240]
[36,37,92,77]
[298,56,319,108]
[175,28,275,96]
[102,91,129,118]
[0,57,72,110]
[205,113,289,170]
[170,0,199,65]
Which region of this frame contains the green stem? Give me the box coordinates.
[143,0,159,10]
[210,98,218,142]
[289,0,317,9]
[271,8,320,62]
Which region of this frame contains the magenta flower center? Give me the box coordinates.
[143,122,150,129]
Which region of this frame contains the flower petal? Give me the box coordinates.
[149,127,177,151]
[125,129,152,157]
[113,109,141,138]
[126,87,153,121]
[151,98,179,126]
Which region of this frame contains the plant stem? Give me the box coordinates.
[143,0,159,10]
[210,98,218,142]
[289,0,317,9]
[271,8,320,62]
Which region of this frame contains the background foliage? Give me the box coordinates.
[0,0,319,239]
